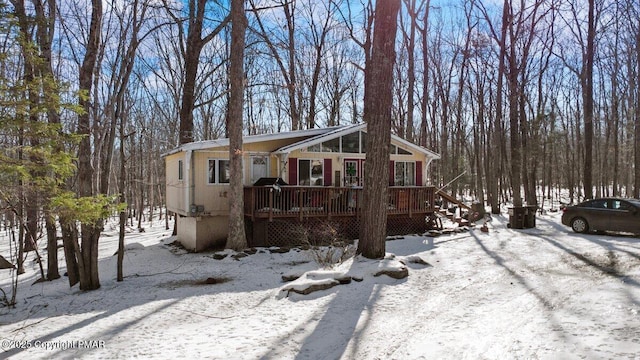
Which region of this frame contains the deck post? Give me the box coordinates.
[298,189,303,221]
[250,188,255,221]
[409,188,413,217]
[327,188,333,220]
[268,188,273,222]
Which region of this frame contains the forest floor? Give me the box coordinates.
[1,209,639,359]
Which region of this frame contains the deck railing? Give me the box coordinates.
[243,186,435,221]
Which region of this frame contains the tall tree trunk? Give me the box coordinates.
[488,0,509,214]
[34,0,66,281]
[358,0,401,259]
[175,0,230,144]
[419,0,431,148]
[117,108,126,282]
[227,0,247,251]
[306,2,333,130]
[76,0,103,291]
[582,0,596,199]
[13,0,40,257]
[634,30,640,198]
[403,0,418,141]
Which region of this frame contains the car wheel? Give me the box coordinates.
[571,217,589,233]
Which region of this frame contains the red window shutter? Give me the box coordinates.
[416,161,423,186]
[389,161,395,186]
[289,158,298,185]
[324,159,332,186]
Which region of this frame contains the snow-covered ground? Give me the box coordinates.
[1,210,639,359]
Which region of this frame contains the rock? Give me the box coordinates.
[231,252,248,260]
[287,281,339,295]
[244,248,258,255]
[403,256,430,266]
[374,267,409,279]
[282,274,301,282]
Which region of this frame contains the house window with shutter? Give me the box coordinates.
[178,160,183,180]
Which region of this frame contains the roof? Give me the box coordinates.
[162,127,339,156]
[163,124,440,159]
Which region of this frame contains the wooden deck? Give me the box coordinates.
[243,186,436,246]
[244,186,436,220]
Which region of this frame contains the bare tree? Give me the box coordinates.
[163,0,230,144]
[358,0,401,259]
[226,0,247,251]
[556,0,600,200]
[301,0,337,129]
[75,0,103,290]
[249,0,302,130]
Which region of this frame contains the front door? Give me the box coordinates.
[251,156,269,184]
[344,159,364,186]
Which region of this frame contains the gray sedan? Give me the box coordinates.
[561,198,640,234]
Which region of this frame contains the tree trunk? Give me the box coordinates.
[117,113,126,282]
[176,0,230,144]
[45,215,60,280]
[76,0,103,291]
[582,0,596,200]
[60,218,79,286]
[488,0,509,214]
[419,0,431,148]
[226,0,247,251]
[358,0,401,259]
[634,30,640,198]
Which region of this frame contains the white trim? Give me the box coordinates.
[162,127,339,157]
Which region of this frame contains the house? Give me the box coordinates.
[164,123,441,251]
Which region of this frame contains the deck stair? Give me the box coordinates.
[436,190,471,211]
[434,190,474,226]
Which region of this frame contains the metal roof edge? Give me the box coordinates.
[161,127,339,157]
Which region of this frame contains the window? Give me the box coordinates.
[613,200,633,211]
[299,159,323,186]
[584,199,607,209]
[178,160,183,180]
[342,132,360,153]
[390,144,412,155]
[394,161,415,186]
[321,138,340,152]
[208,159,230,184]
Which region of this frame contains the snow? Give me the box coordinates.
[1,211,639,359]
